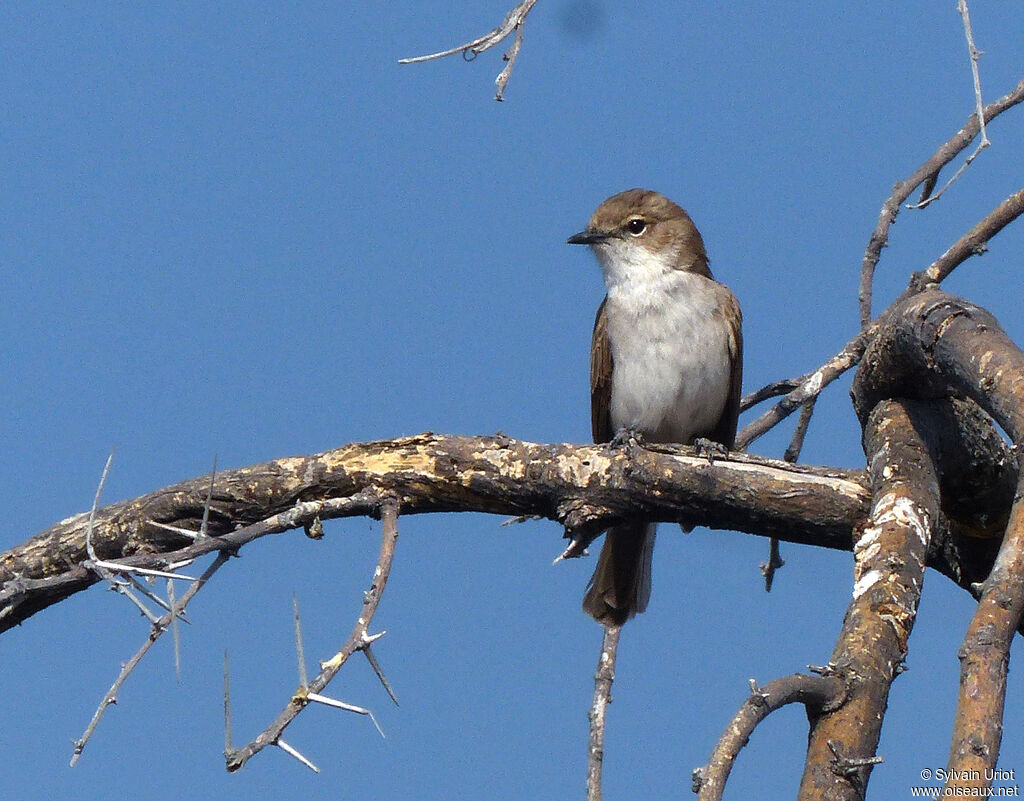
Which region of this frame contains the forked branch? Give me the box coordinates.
[399,0,540,100]
[224,495,401,771]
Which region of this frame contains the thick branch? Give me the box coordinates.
[944,469,1024,792]
[851,289,1024,791]
[0,435,871,632]
[799,399,941,800]
[852,289,1024,441]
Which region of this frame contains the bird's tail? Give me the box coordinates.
[582,521,656,625]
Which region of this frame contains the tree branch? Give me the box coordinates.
[694,673,846,801]
[224,495,400,771]
[851,289,1024,791]
[586,623,619,801]
[398,0,539,101]
[798,399,942,800]
[0,436,873,632]
[741,181,1024,452]
[857,75,1024,326]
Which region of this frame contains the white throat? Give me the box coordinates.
[598,251,732,444]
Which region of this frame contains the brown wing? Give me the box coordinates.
[590,297,614,443]
[708,287,743,449]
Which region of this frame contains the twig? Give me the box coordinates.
[910,187,1024,289]
[586,624,619,801]
[908,1,992,211]
[736,334,867,451]
[783,397,816,464]
[740,374,810,412]
[223,649,233,753]
[760,538,786,593]
[742,180,1024,453]
[693,673,845,801]
[857,75,1024,326]
[168,579,181,681]
[398,0,540,101]
[959,0,988,149]
[70,551,231,765]
[294,593,308,688]
[224,495,400,772]
[85,450,115,562]
[759,397,815,591]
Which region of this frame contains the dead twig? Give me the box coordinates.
[224,495,400,772]
[398,0,539,101]
[694,673,845,801]
[742,180,1024,453]
[908,0,991,211]
[586,623,619,801]
[70,551,230,765]
[857,75,1024,326]
[910,187,1024,289]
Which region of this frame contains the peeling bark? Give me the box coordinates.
[798,400,942,800]
[0,435,869,632]
[851,289,1024,794]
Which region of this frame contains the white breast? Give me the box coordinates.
[603,270,733,443]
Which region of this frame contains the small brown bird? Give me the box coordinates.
[568,189,743,626]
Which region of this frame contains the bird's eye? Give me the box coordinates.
[626,218,647,236]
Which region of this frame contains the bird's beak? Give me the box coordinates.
[567,229,608,245]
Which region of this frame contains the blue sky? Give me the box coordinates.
[3,2,1024,799]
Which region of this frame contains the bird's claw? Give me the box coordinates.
[694,437,729,464]
[609,427,646,449]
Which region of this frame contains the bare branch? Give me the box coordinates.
[740,374,810,412]
[398,0,539,101]
[736,334,867,451]
[911,187,1024,289]
[944,468,1024,794]
[70,551,231,765]
[694,673,845,801]
[1,438,874,632]
[743,180,1024,453]
[857,75,1024,326]
[224,495,400,771]
[798,399,941,799]
[908,0,992,210]
[586,623,619,801]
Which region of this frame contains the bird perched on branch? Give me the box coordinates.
[567,188,743,626]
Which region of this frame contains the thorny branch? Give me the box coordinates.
[224,495,401,771]
[71,552,231,765]
[0,437,874,632]
[70,456,223,764]
[398,0,540,101]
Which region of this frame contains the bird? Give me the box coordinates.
[567,188,743,626]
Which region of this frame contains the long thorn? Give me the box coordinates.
[86,450,116,561]
[276,739,320,773]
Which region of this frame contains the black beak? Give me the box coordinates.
[567,229,608,245]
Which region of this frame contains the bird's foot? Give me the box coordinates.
[609,427,646,450]
[694,437,729,464]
